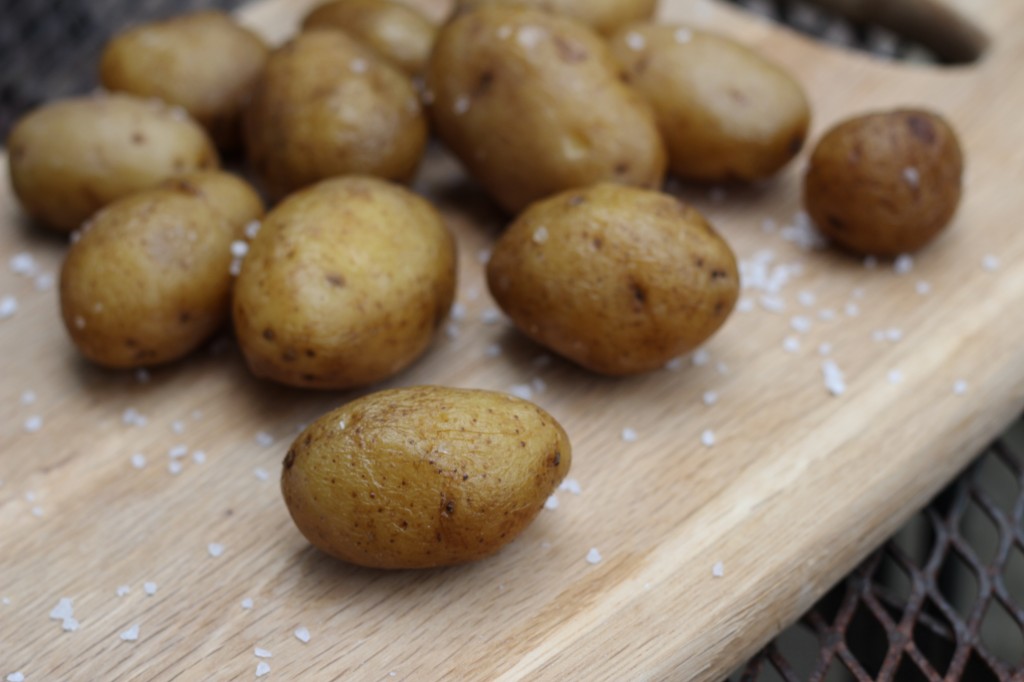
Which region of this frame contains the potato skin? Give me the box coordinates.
[302,0,437,76]
[60,187,235,368]
[427,5,666,213]
[281,386,571,569]
[244,30,427,199]
[232,176,456,389]
[804,109,963,256]
[99,10,269,150]
[610,24,810,182]
[487,184,738,375]
[7,94,219,233]
[455,0,657,34]
[159,171,264,236]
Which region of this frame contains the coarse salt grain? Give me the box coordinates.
[23,416,42,433]
[50,598,74,621]
[701,429,716,447]
[120,624,140,642]
[171,421,185,434]
[559,478,582,495]
[885,328,903,342]
[34,273,54,292]
[665,356,684,371]
[230,241,249,258]
[712,561,725,578]
[453,95,471,115]
[244,220,261,239]
[621,427,638,443]
[131,453,146,469]
[818,343,833,357]
[982,254,1000,272]
[532,226,549,244]
[888,369,905,385]
[782,336,800,353]
[116,585,130,597]
[902,166,920,187]
[863,256,878,270]
[497,24,513,39]
[822,360,847,396]
[893,254,914,275]
[208,543,225,558]
[62,618,79,633]
[31,506,43,517]
[9,253,36,276]
[255,647,272,659]
[0,295,18,319]
[7,672,25,682]
[255,432,274,447]
[241,597,254,609]
[168,461,183,475]
[349,58,368,74]
[476,248,491,264]
[953,380,968,395]
[544,494,559,510]
[444,322,460,340]
[230,260,243,277]
[844,302,860,318]
[20,390,36,405]
[168,444,188,459]
[484,343,502,358]
[625,31,646,50]
[295,627,311,643]
[256,662,271,678]
[517,25,544,48]
[122,408,146,426]
[674,27,693,43]
[790,316,812,334]
[702,391,718,406]
[135,369,150,384]
[691,348,710,366]
[797,290,816,307]
[509,384,532,400]
[254,468,269,481]
[759,295,786,314]
[192,450,206,464]
[143,582,157,596]
[586,548,602,564]
[450,302,467,322]
[736,298,755,313]
[916,280,931,295]
[481,308,503,324]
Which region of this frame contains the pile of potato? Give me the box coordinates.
[4,0,964,568]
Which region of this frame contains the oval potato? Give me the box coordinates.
[455,0,657,35]
[60,186,236,368]
[100,10,269,150]
[7,94,219,233]
[244,30,427,199]
[804,109,963,256]
[610,24,810,182]
[302,0,437,75]
[427,5,666,213]
[233,176,456,389]
[487,184,739,375]
[281,386,572,568]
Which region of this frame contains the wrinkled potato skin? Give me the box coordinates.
[244,30,427,199]
[7,94,219,233]
[100,11,269,150]
[487,184,739,375]
[610,24,810,182]
[804,109,963,256]
[233,177,456,389]
[60,188,235,368]
[427,6,666,214]
[159,171,264,236]
[282,386,571,569]
[303,0,437,75]
[456,0,657,34]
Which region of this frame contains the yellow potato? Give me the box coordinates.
[232,176,456,389]
[302,0,437,75]
[100,10,269,150]
[804,109,963,256]
[60,187,236,368]
[610,24,811,182]
[281,386,572,568]
[426,5,666,213]
[487,184,739,375]
[7,94,219,233]
[244,30,427,199]
[455,0,657,34]
[159,171,265,237]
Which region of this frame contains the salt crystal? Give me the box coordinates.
[902,167,920,188]
[254,468,269,481]
[559,479,582,495]
[208,543,225,558]
[517,25,544,49]
[192,451,206,464]
[893,254,914,275]
[916,280,931,295]
[241,597,254,609]
[230,260,242,276]
[674,27,693,44]
[797,290,816,307]
[7,672,25,682]
[143,582,157,596]
[886,328,904,342]
[122,408,146,427]
[116,585,130,597]
[887,369,904,385]
[0,295,18,319]
[25,492,36,503]
[982,254,1000,272]
[863,256,878,270]
[790,316,812,334]
[349,58,368,74]
[168,461,183,475]
[818,343,833,357]
[509,384,532,400]
[759,295,786,314]
[256,662,271,678]
[481,308,503,325]
[532,226,549,244]
[49,598,74,621]
[844,302,860,318]
[822,360,847,396]
[135,369,150,384]
[691,348,710,366]
[294,626,311,643]
[171,421,185,434]
[497,25,513,39]
[531,377,547,394]
[453,95,471,115]
[701,429,716,447]
[736,298,755,313]
[586,548,602,564]
[31,506,43,518]
[450,302,467,322]
[852,287,866,299]
[255,432,274,447]
[665,356,684,371]
[702,390,718,406]
[20,390,36,405]
[23,415,42,433]
[230,241,249,258]
[9,253,36,276]
[818,309,837,322]
[621,427,638,443]
[715,361,729,375]
[712,561,725,578]
[477,248,491,264]
[625,31,646,50]
[34,273,54,292]
[244,220,261,239]
[131,453,146,469]
[782,336,801,353]
[168,444,188,459]
[953,380,968,395]
[544,494,559,510]
[255,647,272,658]
[484,343,502,358]
[444,322,460,340]
[120,624,140,641]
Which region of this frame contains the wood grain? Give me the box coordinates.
[2,0,1023,680]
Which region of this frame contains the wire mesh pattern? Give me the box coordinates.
[732,419,1024,682]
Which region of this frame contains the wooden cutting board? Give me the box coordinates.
[2,0,1022,679]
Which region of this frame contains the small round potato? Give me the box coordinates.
[427,5,666,214]
[159,171,265,236]
[99,10,269,150]
[281,386,572,568]
[244,30,427,199]
[60,187,236,368]
[7,94,219,233]
[233,176,456,389]
[610,24,810,183]
[487,184,739,375]
[302,0,437,76]
[804,109,963,256]
[455,0,657,35]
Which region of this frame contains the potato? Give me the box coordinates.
[159,171,264,237]
[302,0,437,76]
[804,109,963,256]
[99,10,269,150]
[487,184,738,375]
[233,176,456,389]
[426,5,666,213]
[244,30,427,199]
[281,386,571,568]
[609,24,810,183]
[7,94,219,233]
[60,186,236,368]
[455,0,657,35]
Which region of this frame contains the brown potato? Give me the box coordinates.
[302,0,437,76]
[244,30,427,199]
[7,94,219,233]
[610,24,810,183]
[426,5,666,213]
[99,10,269,150]
[233,176,456,389]
[804,109,963,256]
[60,186,235,368]
[487,184,739,375]
[455,0,657,35]
[159,171,264,237]
[281,386,571,568]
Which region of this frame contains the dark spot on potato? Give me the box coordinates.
[520,441,526,448]
[788,134,805,155]
[614,161,630,175]
[131,132,147,145]
[711,269,727,280]
[179,311,191,324]
[436,532,443,542]
[304,434,312,446]
[552,451,561,467]
[907,114,936,144]
[444,500,455,515]
[714,301,725,315]
[727,88,748,105]
[462,474,469,481]
[124,338,138,348]
[630,280,647,305]
[695,256,705,268]
[282,349,297,362]
[325,273,346,287]
[827,215,845,230]
[302,373,316,382]
[283,449,296,469]
[474,70,495,96]
[592,236,603,250]
[305,349,316,358]
[172,158,185,172]
[553,36,587,62]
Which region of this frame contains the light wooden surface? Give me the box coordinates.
[2,0,1023,680]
